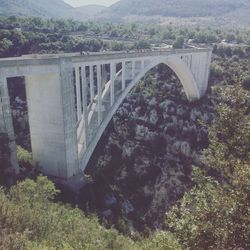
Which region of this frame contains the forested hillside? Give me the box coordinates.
[0,0,250,27]
[0,0,77,19]
[107,0,249,17]
[100,0,250,27]
[0,16,250,58]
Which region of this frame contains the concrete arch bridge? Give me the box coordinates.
[0,48,212,179]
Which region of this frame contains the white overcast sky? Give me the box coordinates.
[64,0,119,7]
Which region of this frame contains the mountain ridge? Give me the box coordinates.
[106,0,249,17]
[0,0,249,27]
[100,0,250,27]
[0,0,76,18]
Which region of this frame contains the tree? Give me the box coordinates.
[0,38,13,56]
[133,40,151,50]
[167,83,250,249]
[173,36,184,49]
[17,145,34,170]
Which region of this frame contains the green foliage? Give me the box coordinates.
[0,176,132,249]
[17,146,34,169]
[204,84,250,180]
[193,31,218,44]
[0,15,249,58]
[133,40,151,50]
[110,41,126,51]
[0,38,13,56]
[173,36,184,49]
[210,62,224,78]
[138,231,183,250]
[0,176,181,249]
[166,83,250,249]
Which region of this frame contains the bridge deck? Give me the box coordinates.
[0,48,211,68]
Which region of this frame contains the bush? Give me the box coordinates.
[0,176,182,249]
[17,146,34,170]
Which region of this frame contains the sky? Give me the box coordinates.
[64,0,119,7]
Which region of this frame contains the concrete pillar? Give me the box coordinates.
[0,75,19,173]
[81,65,88,147]
[25,59,79,179]
[122,61,126,90]
[132,60,135,79]
[75,66,82,121]
[101,64,108,89]
[141,60,145,71]
[89,65,94,102]
[110,62,115,106]
[97,64,102,125]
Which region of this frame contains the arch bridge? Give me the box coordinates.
[0,48,212,179]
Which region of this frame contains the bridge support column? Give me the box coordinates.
[89,65,94,102]
[101,64,108,89]
[25,59,79,179]
[81,65,89,147]
[110,62,115,106]
[97,64,102,125]
[132,61,135,79]
[122,61,126,90]
[0,74,19,173]
[75,66,82,121]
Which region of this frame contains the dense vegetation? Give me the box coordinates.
[0,175,182,249]
[109,0,249,17]
[0,14,250,250]
[167,84,250,249]
[0,16,250,58]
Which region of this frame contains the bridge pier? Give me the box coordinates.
[122,61,126,90]
[24,60,79,179]
[0,74,19,173]
[110,62,115,106]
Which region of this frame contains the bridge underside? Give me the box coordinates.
[0,48,212,179]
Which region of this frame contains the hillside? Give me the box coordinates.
[0,0,249,27]
[100,0,250,27]
[0,0,77,18]
[76,4,107,17]
[106,0,249,17]
[0,0,107,20]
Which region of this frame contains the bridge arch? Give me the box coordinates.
[79,55,200,171]
[0,48,212,179]
[116,55,200,101]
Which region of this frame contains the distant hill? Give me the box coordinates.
[100,0,250,27]
[106,0,249,17]
[76,5,107,17]
[0,0,249,27]
[0,0,107,20]
[0,0,76,19]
